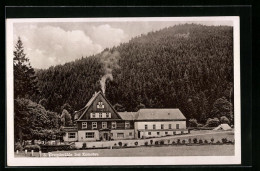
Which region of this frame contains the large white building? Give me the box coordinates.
[63,91,189,142]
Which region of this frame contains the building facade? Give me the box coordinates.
[63,91,188,142]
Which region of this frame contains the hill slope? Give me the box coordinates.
[35,24,234,123]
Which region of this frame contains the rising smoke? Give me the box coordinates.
[100,50,120,94]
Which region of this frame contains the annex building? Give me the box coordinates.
[63,91,188,142]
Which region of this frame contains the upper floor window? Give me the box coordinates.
[161,124,164,129]
[153,124,156,129]
[82,122,87,129]
[176,124,179,129]
[112,122,117,129]
[97,101,104,109]
[99,113,103,118]
[125,121,130,129]
[91,113,96,118]
[102,122,107,128]
[145,124,148,130]
[92,122,97,129]
[68,132,76,138]
[86,132,95,138]
[169,124,172,129]
[106,113,110,118]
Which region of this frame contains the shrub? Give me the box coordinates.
[144,142,148,146]
[182,140,186,144]
[150,140,153,145]
[197,124,203,127]
[172,141,176,145]
[118,142,123,147]
[193,138,198,144]
[167,139,171,144]
[210,138,214,143]
[220,116,230,124]
[114,143,117,146]
[24,144,41,152]
[69,144,77,150]
[199,139,203,144]
[82,143,86,149]
[177,139,181,144]
[205,118,220,127]
[134,141,138,146]
[216,140,221,144]
[189,118,198,127]
[124,143,128,147]
[160,140,164,145]
[188,138,192,144]
[14,142,23,151]
[221,138,228,144]
[204,140,208,144]
[155,141,159,145]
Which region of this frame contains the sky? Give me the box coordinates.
[13,19,233,69]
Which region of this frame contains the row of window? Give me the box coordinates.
[90,112,111,118]
[147,131,172,135]
[82,121,130,129]
[144,124,180,130]
[68,132,133,139]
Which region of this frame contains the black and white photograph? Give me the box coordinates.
[6,17,241,166]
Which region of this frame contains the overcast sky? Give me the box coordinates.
[13,20,233,69]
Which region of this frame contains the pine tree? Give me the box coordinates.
[13,37,39,99]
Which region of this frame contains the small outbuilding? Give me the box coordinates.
[213,124,232,131]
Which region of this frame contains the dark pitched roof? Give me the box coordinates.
[118,112,138,120]
[77,91,122,120]
[136,108,186,120]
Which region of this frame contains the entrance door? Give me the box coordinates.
[103,133,108,141]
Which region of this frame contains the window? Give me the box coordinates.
[145,125,148,130]
[129,132,133,136]
[117,133,124,138]
[99,113,103,118]
[106,113,110,118]
[82,122,87,129]
[112,122,117,129]
[111,133,113,137]
[176,124,179,129]
[157,132,160,135]
[161,124,164,129]
[85,132,95,138]
[153,124,156,129]
[68,133,76,138]
[169,124,172,129]
[125,121,130,129]
[97,101,104,108]
[92,122,97,129]
[91,113,96,118]
[148,132,151,135]
[102,122,107,128]
[165,132,168,135]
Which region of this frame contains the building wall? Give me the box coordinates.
[78,130,99,142]
[63,132,78,142]
[110,129,135,140]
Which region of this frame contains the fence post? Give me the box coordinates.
[31,150,34,157]
[39,151,42,157]
[16,150,19,154]
[25,149,27,156]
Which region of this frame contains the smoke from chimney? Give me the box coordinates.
[100,50,120,94]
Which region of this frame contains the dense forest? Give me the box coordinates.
[32,24,234,125]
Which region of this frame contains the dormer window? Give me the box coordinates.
[82,122,87,129]
[125,121,130,129]
[97,102,104,109]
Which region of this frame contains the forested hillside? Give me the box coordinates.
[34,24,234,124]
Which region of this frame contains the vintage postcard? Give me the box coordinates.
[6,17,241,166]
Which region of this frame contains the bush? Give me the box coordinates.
[205,118,220,127]
[220,116,230,124]
[82,143,86,149]
[150,140,153,145]
[172,141,176,145]
[124,143,128,147]
[24,144,41,152]
[160,140,164,145]
[216,140,221,144]
[134,141,138,146]
[14,142,23,151]
[144,142,148,146]
[155,141,159,145]
[114,143,117,146]
[118,142,123,147]
[189,118,198,127]
[182,140,186,144]
[210,138,214,143]
[188,138,192,144]
[197,124,203,127]
[199,139,203,144]
[204,140,208,144]
[167,139,171,144]
[177,139,181,144]
[193,138,198,144]
[221,138,228,144]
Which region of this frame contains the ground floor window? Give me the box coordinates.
[86,132,95,138]
[157,132,160,135]
[117,133,124,138]
[148,132,151,135]
[129,132,133,136]
[68,132,76,138]
[165,132,168,135]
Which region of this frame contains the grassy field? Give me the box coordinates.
[15,130,234,157]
